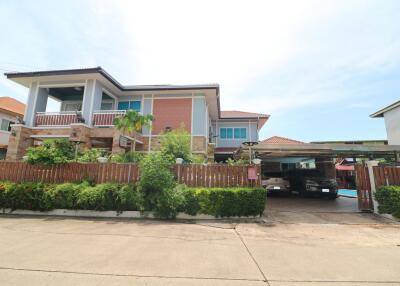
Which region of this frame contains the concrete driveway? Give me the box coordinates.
[0,213,399,286]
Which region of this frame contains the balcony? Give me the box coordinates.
[92,110,126,127]
[35,112,80,127]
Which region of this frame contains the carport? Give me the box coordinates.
[237,143,400,212]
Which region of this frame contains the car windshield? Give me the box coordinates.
[263,172,284,178]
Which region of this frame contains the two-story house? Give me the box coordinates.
[0,97,25,159]
[4,67,268,161]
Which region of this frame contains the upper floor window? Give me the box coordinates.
[0,119,14,132]
[220,127,247,139]
[118,100,141,112]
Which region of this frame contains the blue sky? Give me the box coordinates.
[0,0,399,142]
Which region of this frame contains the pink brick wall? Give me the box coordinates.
[152,98,192,134]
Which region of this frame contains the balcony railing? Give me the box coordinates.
[35,112,79,127]
[92,110,126,127]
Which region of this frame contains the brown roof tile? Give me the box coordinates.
[260,136,304,144]
[0,97,25,116]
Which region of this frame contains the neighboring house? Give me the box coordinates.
[4,67,268,161]
[0,97,25,159]
[370,100,400,145]
[311,139,388,145]
[258,136,314,171]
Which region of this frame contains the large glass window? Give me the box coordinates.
[234,128,246,139]
[220,127,246,139]
[118,100,141,112]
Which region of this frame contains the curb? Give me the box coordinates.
[1,208,261,221]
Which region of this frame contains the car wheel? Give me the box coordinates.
[328,193,337,200]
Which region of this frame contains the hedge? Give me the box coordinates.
[375,186,400,218]
[0,182,267,218]
[182,188,267,217]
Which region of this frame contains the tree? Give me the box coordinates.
[159,127,192,162]
[113,110,153,151]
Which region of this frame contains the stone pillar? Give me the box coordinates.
[111,129,126,154]
[6,124,33,161]
[366,160,379,214]
[69,123,91,150]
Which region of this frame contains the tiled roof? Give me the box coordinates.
[260,136,304,144]
[220,110,269,118]
[0,97,25,116]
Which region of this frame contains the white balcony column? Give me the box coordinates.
[82,79,103,127]
[25,82,48,127]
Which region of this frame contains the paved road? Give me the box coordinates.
[0,210,399,286]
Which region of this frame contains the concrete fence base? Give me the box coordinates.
[1,208,261,221]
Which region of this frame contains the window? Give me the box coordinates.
[63,102,82,112]
[220,127,246,139]
[101,102,113,110]
[118,100,141,112]
[234,128,246,139]
[0,119,14,132]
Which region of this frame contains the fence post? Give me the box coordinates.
[366,160,379,214]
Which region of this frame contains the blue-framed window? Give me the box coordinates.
[220,127,246,139]
[118,100,141,112]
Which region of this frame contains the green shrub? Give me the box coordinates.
[183,187,267,217]
[375,186,400,218]
[1,182,54,211]
[110,151,144,163]
[25,139,76,165]
[159,127,192,162]
[48,182,89,209]
[139,152,175,200]
[77,149,109,163]
[76,183,144,211]
[153,185,186,219]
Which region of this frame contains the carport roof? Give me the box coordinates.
[238,143,400,158]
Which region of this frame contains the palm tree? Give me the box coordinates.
[113,110,153,151]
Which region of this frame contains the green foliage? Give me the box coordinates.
[0,180,267,218]
[76,183,144,211]
[375,186,400,218]
[139,152,175,196]
[159,127,192,162]
[183,187,267,217]
[0,182,54,211]
[77,149,109,163]
[113,110,153,135]
[110,151,144,163]
[152,185,186,219]
[25,139,76,165]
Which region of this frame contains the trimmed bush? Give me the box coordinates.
[0,181,267,218]
[0,182,54,211]
[375,186,400,218]
[76,183,144,211]
[183,187,267,217]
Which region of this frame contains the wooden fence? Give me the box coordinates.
[373,166,400,187]
[354,164,400,211]
[0,162,139,184]
[175,164,261,187]
[354,165,373,211]
[0,162,261,187]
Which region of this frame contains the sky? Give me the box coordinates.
[0,0,399,142]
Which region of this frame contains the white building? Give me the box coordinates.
[371,100,400,145]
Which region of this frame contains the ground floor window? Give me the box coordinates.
[0,119,14,132]
[118,101,141,112]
